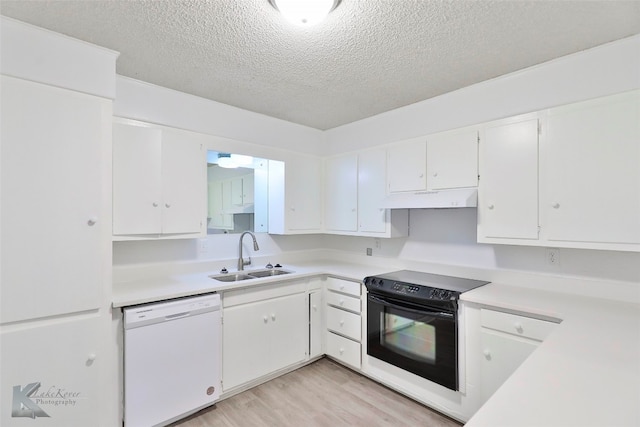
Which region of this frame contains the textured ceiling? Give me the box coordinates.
[2,1,639,130]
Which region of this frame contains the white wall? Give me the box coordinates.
[324,34,640,155]
[1,16,119,99]
[114,76,325,155]
[322,209,640,284]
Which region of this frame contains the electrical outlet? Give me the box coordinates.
[366,248,373,256]
[546,248,560,267]
[198,238,208,254]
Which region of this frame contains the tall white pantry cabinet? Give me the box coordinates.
[0,18,119,426]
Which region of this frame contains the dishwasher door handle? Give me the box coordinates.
[164,311,190,320]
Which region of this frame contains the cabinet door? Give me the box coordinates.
[222,293,307,390]
[161,129,205,234]
[387,137,427,193]
[287,155,322,232]
[113,123,163,235]
[358,148,388,233]
[427,129,478,190]
[480,329,539,403]
[268,293,308,372]
[545,91,640,245]
[222,300,272,390]
[1,76,103,322]
[231,177,244,206]
[1,317,100,425]
[242,174,255,205]
[309,292,323,358]
[479,117,539,240]
[325,154,358,232]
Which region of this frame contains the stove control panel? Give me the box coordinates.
[364,277,458,302]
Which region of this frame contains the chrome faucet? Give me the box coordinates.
[238,231,259,271]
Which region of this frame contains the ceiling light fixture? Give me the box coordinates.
[269,0,341,26]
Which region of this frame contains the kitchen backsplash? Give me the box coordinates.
[113,208,640,285]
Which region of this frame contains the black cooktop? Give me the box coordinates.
[368,270,490,293]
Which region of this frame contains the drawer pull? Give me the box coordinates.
[339,299,345,306]
[339,320,344,326]
[483,349,491,360]
[263,316,268,323]
[339,348,344,355]
[514,322,523,333]
[271,313,276,321]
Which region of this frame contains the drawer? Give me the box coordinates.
[481,309,557,341]
[326,331,361,369]
[325,277,361,297]
[326,290,360,313]
[326,306,361,341]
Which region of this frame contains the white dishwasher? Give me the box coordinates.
[124,293,221,427]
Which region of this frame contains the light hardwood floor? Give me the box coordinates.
[172,358,462,427]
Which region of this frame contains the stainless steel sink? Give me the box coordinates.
[246,269,293,278]
[209,273,255,282]
[209,269,293,282]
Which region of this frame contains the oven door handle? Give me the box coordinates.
[368,294,454,319]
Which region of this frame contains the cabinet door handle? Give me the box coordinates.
[263,316,268,323]
[483,349,491,360]
[271,313,276,321]
[152,202,159,207]
[87,353,97,362]
[552,202,560,209]
[433,172,438,177]
[87,217,98,226]
[165,203,171,208]
[488,204,495,210]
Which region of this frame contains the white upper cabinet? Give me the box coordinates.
[1,76,106,323]
[324,154,358,232]
[426,128,479,190]
[324,148,408,237]
[358,148,388,233]
[477,90,639,252]
[542,90,640,247]
[387,136,428,193]
[478,113,540,242]
[113,121,206,239]
[268,154,323,234]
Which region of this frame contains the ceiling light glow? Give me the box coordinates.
[270,0,341,26]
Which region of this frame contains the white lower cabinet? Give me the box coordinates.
[1,317,101,426]
[326,331,362,369]
[309,291,324,359]
[324,277,362,369]
[222,281,310,391]
[479,309,557,403]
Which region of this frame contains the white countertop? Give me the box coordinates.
[112,260,388,307]
[112,260,640,426]
[462,283,640,427]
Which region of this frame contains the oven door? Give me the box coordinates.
[367,292,458,391]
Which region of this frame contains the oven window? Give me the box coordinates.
[381,311,436,363]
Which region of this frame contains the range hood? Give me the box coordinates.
[381,188,477,209]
